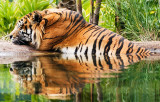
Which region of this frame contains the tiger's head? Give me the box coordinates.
[10,11,43,47]
[10,9,71,50]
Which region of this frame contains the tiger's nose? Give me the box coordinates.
[10,35,13,39]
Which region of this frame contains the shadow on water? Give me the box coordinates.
[0,53,160,101]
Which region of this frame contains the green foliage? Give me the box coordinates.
[16,0,50,16]
[99,1,116,31]
[0,0,17,35]
[105,0,159,41]
[82,0,159,41]
[81,0,90,22]
[0,0,51,36]
[81,0,116,31]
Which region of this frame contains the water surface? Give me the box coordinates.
[0,53,160,102]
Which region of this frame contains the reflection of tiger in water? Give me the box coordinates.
[10,54,147,98]
[10,9,151,56]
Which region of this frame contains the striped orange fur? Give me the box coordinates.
[10,9,151,56]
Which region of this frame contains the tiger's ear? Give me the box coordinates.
[33,11,42,23]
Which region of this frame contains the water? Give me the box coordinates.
[0,53,160,102]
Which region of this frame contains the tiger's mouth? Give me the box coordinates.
[10,34,31,45]
[10,36,30,45]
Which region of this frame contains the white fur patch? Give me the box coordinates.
[27,29,31,34]
[61,47,76,54]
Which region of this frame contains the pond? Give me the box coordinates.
[0,53,160,102]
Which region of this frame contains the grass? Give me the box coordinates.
[104,0,159,41]
[81,0,159,41]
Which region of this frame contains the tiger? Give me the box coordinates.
[9,9,151,56]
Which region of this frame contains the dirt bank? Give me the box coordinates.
[0,40,160,64]
[0,40,159,54]
[133,41,160,53]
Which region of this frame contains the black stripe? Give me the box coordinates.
[98,57,103,68]
[75,54,78,60]
[136,54,141,60]
[66,19,86,37]
[79,42,82,47]
[136,47,141,53]
[127,55,132,64]
[65,16,84,32]
[47,14,62,27]
[85,33,92,44]
[25,25,27,33]
[93,28,102,36]
[126,43,134,54]
[69,11,72,18]
[74,47,79,54]
[83,25,95,35]
[116,37,124,54]
[73,16,84,27]
[144,49,148,52]
[139,49,144,54]
[84,47,88,55]
[85,27,101,44]
[63,12,68,22]
[34,32,36,40]
[103,34,116,55]
[92,39,97,54]
[128,42,132,47]
[43,38,54,40]
[29,24,32,34]
[104,55,112,69]
[84,50,88,61]
[51,16,85,45]
[116,55,124,68]
[80,44,83,52]
[98,35,107,49]
[44,19,48,27]
[92,55,97,67]
[144,49,148,54]
[84,52,88,61]
[80,55,83,63]
[92,29,106,55]
[73,13,80,23]
[85,24,92,28]
[26,15,29,18]
[109,32,114,35]
[66,15,73,29]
